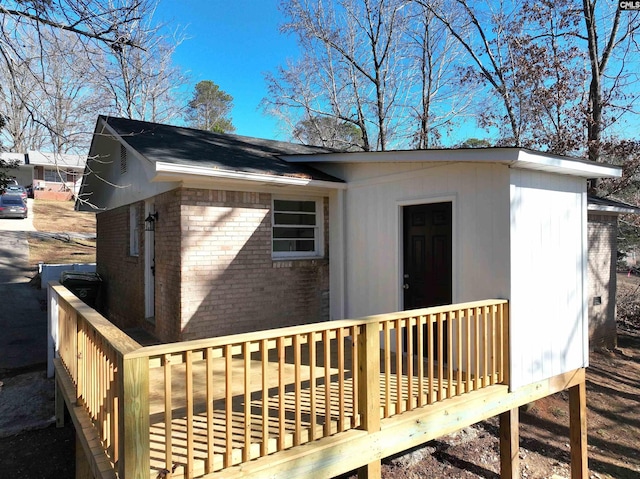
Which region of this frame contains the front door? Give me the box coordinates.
[403,202,452,309]
[403,202,453,358]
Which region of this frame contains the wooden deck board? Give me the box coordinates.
[147,366,455,479]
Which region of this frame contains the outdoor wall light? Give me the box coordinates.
[145,211,159,231]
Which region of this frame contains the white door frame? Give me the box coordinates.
[144,201,155,321]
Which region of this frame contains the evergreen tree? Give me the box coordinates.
[185,81,235,133]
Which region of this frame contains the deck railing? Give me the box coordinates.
[50,282,508,479]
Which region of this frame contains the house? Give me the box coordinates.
[62,115,622,478]
[587,195,640,349]
[78,115,621,388]
[0,150,86,199]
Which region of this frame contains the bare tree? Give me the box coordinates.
[420,0,640,158]
[581,1,640,162]
[406,0,476,148]
[267,0,410,151]
[0,0,183,155]
[94,5,188,124]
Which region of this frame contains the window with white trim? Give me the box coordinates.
[272,198,322,258]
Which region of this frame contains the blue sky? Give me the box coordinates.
[155,0,297,140]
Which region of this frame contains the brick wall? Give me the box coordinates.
[587,213,618,349]
[96,202,145,330]
[153,190,183,342]
[96,187,331,342]
[175,188,330,340]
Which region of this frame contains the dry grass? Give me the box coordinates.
[28,200,97,265]
[32,199,95,233]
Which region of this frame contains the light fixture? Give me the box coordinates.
[145,211,159,231]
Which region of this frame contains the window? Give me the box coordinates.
[129,204,140,256]
[272,199,322,258]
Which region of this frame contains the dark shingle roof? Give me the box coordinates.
[101,116,343,183]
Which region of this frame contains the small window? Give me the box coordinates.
[272,199,322,258]
[129,204,140,256]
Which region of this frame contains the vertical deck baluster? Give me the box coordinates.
[293,334,302,446]
[483,305,489,388]
[383,321,391,417]
[350,325,359,428]
[447,312,454,399]
[475,307,481,390]
[205,347,214,473]
[243,342,251,461]
[437,312,444,401]
[490,305,497,385]
[163,353,173,472]
[309,333,317,440]
[277,336,285,450]
[395,318,403,414]
[337,328,345,431]
[466,308,472,393]
[456,310,463,396]
[185,350,194,478]
[323,329,331,437]
[417,315,425,406]
[224,344,233,467]
[427,314,434,405]
[260,339,269,457]
[406,317,414,412]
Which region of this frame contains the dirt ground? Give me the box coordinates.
[0,275,638,478]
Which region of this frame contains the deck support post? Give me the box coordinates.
[499,407,519,479]
[569,378,588,479]
[76,432,94,479]
[357,322,381,479]
[55,377,65,428]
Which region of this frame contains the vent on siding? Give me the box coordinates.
[120,144,127,175]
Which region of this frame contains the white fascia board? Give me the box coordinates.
[588,203,640,214]
[286,148,622,179]
[153,162,346,190]
[514,150,621,179]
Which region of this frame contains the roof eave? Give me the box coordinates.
[285,148,622,179]
[154,162,347,190]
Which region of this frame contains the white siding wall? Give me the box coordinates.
[336,162,511,319]
[509,169,587,390]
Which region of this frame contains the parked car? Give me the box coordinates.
[4,185,28,200]
[0,194,28,219]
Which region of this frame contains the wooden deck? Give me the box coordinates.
[48,282,595,479]
[146,348,462,477]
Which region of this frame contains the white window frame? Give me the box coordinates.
[272,197,324,259]
[129,204,140,257]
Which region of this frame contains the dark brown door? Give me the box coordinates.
[403,202,452,309]
[403,202,453,359]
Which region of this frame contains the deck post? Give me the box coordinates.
[569,378,588,479]
[118,354,150,479]
[357,322,381,479]
[499,407,519,479]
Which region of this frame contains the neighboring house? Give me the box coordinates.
[28,150,85,199]
[587,195,640,349]
[0,150,86,199]
[78,115,620,391]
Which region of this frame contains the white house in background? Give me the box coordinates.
[27,150,85,195]
[1,150,86,196]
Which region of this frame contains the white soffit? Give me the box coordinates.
[285,148,622,179]
[153,162,346,190]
